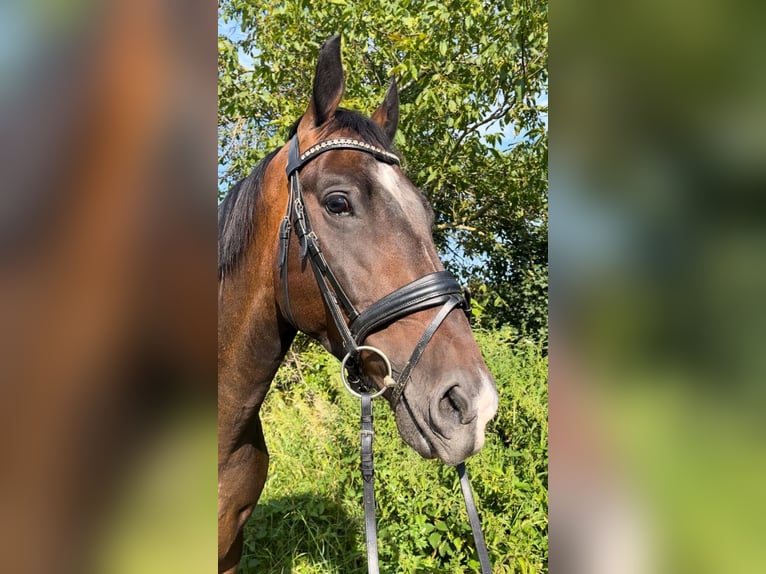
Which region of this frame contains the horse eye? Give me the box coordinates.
[324,194,352,215]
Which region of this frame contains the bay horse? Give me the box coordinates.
[218,35,498,573]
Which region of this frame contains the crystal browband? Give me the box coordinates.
[287,137,400,176]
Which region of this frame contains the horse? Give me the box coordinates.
[218,35,499,573]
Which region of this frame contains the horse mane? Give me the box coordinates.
[217,109,396,280]
[217,149,279,280]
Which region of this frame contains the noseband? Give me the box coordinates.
[278,134,471,404]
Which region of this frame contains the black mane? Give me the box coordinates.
[217,149,279,280]
[217,109,396,280]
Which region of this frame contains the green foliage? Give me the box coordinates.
[218,1,548,340]
[241,329,548,573]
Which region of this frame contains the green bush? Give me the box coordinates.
[241,328,547,573]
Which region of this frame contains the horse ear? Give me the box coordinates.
[371,78,399,143]
[302,35,345,130]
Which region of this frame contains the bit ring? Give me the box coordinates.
[340,346,394,399]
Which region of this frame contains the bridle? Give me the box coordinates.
[277,133,492,574]
[279,134,470,402]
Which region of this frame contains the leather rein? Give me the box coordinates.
[277,133,492,573]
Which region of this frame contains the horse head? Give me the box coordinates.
[272,36,498,465]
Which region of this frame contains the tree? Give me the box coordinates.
[218,0,548,341]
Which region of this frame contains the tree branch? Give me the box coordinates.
[435,223,486,236]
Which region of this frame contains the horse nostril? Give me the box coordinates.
[439,385,475,425]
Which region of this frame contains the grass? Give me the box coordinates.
[240,328,548,573]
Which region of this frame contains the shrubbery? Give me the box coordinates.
[241,328,547,573]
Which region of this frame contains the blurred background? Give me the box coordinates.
[0,0,216,572]
[552,0,766,572]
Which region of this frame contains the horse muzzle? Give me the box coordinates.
[394,370,498,466]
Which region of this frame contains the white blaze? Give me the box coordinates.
[474,376,499,452]
[376,163,424,216]
[375,163,437,267]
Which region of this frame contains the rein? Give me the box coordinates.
[278,133,492,573]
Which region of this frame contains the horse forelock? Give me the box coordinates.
[290,108,397,152]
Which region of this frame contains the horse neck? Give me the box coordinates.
[218,166,295,408]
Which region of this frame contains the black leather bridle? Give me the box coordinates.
[279,134,471,401]
[277,133,492,574]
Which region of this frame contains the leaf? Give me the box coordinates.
[428,532,441,549]
[434,520,449,531]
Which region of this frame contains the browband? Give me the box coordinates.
[286,136,400,176]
